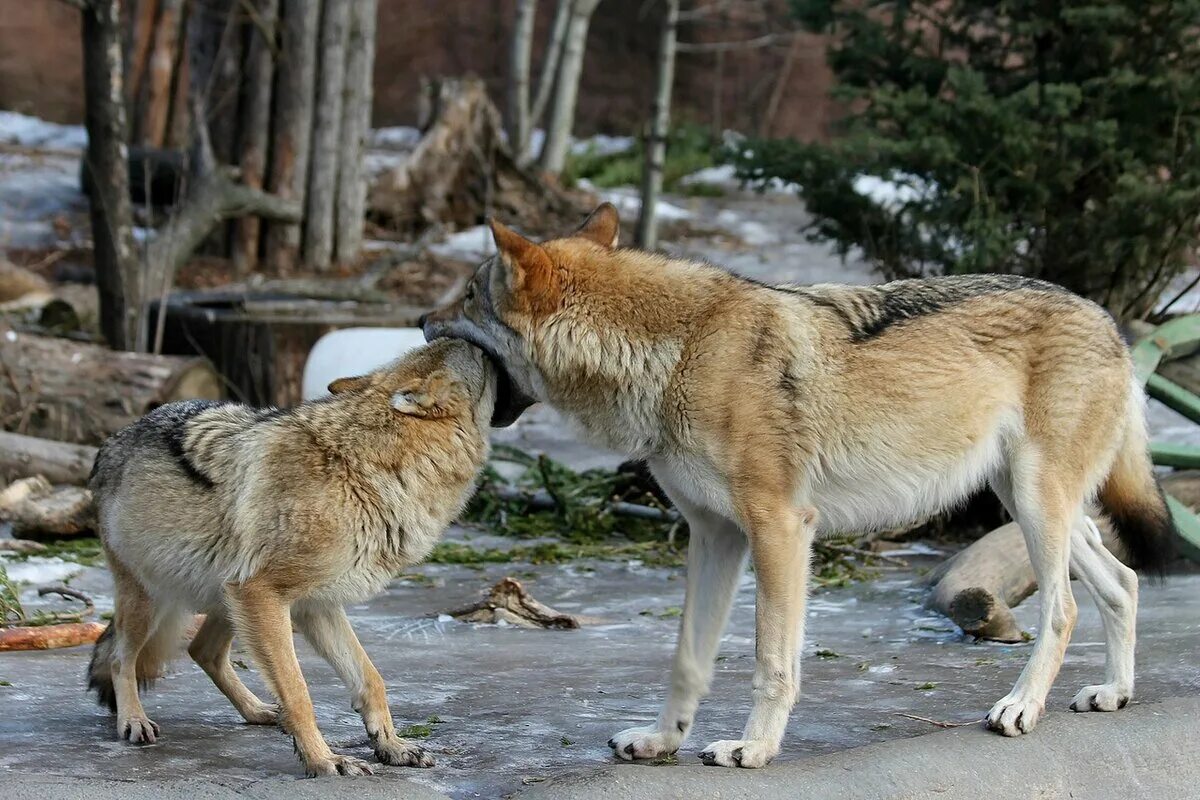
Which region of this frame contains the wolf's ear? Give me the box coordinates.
[573,202,620,249]
[328,375,369,395]
[490,219,556,300]
[390,371,454,418]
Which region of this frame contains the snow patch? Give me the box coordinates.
[680,164,738,189]
[368,126,422,151]
[571,134,635,158]
[584,185,691,223]
[1,556,84,586]
[0,111,87,151]
[852,173,931,212]
[430,224,494,260]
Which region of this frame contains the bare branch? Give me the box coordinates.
[675,31,791,53]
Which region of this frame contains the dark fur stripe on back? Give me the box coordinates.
[763,274,1071,341]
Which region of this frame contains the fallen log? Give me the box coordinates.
[925,517,1119,642]
[0,431,98,486]
[0,621,106,652]
[924,522,1034,643]
[0,326,221,445]
[0,477,94,538]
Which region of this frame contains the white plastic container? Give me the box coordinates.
[301,327,427,401]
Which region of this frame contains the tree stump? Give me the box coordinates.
[368,78,586,239]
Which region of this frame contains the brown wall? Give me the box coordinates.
[0,0,834,141]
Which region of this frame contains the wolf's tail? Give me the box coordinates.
[86,611,184,712]
[86,623,118,711]
[1097,393,1175,576]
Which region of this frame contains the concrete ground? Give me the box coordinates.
[2,556,1198,799]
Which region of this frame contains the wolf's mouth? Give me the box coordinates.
[487,354,535,428]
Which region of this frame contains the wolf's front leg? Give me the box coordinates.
[609,491,748,761]
[293,602,434,768]
[699,505,816,769]
[226,582,373,777]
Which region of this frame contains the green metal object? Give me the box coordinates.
[1164,495,1200,563]
[1133,315,1200,564]
[1131,314,1200,384]
[1150,441,1200,469]
[1146,373,1200,425]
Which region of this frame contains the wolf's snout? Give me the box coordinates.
[417,312,429,329]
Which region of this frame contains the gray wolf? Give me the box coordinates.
[421,202,1174,768]
[86,339,501,776]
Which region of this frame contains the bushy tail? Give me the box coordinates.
[86,623,118,711]
[85,611,184,712]
[1097,404,1175,576]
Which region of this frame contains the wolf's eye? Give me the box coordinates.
[464,283,476,301]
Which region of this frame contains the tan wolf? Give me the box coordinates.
[421,203,1174,768]
[86,339,515,776]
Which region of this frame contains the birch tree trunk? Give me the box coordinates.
[635,0,678,250]
[528,0,572,141]
[264,0,319,275]
[302,0,351,271]
[506,0,537,158]
[232,0,280,276]
[81,0,142,351]
[538,0,602,174]
[333,0,378,265]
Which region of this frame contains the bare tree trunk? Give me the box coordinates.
[203,0,245,168]
[635,0,678,250]
[538,0,602,174]
[333,0,378,265]
[528,0,571,141]
[125,0,158,125]
[264,0,320,275]
[81,0,142,351]
[506,0,537,157]
[760,32,801,138]
[232,0,280,276]
[142,0,184,146]
[302,0,351,271]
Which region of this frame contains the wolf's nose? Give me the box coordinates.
[417,312,428,329]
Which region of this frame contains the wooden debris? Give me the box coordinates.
[0,621,107,652]
[446,577,600,629]
[925,516,1119,642]
[0,325,221,445]
[0,432,98,486]
[0,476,94,539]
[0,539,47,554]
[368,78,585,239]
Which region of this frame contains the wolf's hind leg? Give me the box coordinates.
[609,491,748,761]
[1068,516,1137,712]
[293,602,433,768]
[985,461,1078,736]
[106,557,161,744]
[225,581,372,777]
[188,609,279,725]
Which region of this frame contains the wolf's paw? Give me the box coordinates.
[698,739,777,768]
[118,715,160,744]
[240,701,280,725]
[1070,684,1130,712]
[374,736,435,768]
[986,693,1044,736]
[307,753,375,777]
[608,724,681,761]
